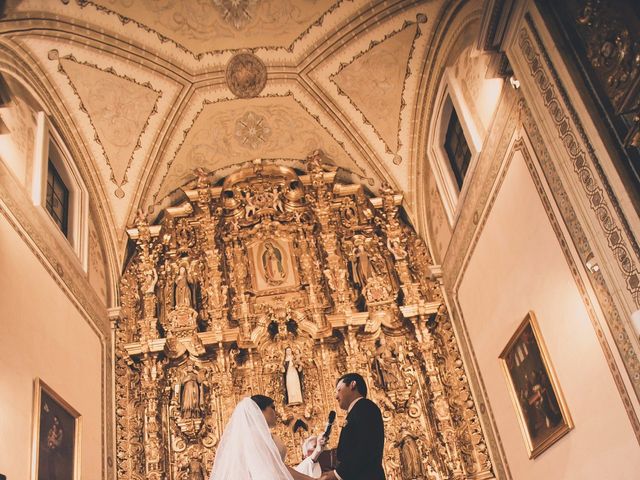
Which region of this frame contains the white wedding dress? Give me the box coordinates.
[209,397,294,480]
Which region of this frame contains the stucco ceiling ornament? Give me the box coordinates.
[225,53,267,98]
[234,111,272,149]
[213,0,257,30]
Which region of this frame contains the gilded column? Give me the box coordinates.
[140,354,165,480]
[133,210,159,341]
[306,151,354,314]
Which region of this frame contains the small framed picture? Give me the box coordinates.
[499,312,573,458]
[31,378,81,480]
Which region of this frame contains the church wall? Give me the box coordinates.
[0,206,105,477]
[426,172,451,263]
[0,73,38,190]
[502,1,640,416]
[456,144,640,479]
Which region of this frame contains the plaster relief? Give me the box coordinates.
[226,53,267,98]
[333,24,417,152]
[60,57,160,189]
[155,95,358,201]
[90,0,336,54]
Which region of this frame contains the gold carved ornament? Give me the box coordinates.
[116,156,493,480]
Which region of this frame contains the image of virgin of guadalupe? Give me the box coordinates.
[261,240,286,285]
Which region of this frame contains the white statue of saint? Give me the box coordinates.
[283,347,303,405]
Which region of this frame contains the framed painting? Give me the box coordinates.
[499,312,573,458]
[248,236,298,293]
[31,378,81,480]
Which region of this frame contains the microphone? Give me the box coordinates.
[323,410,337,439]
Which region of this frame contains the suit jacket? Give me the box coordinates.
[336,398,385,480]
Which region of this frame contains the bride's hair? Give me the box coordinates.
[251,394,275,411]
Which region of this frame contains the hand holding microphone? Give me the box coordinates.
[323,410,337,440]
[311,411,336,462]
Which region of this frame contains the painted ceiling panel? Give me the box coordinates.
[155,95,360,201]
[59,57,160,188]
[90,0,338,54]
[333,24,418,153]
[1,0,450,249]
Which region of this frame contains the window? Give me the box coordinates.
[46,160,70,235]
[444,108,472,190]
[427,72,483,226]
[32,112,89,270]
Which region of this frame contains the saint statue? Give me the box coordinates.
[180,366,203,419]
[175,265,192,308]
[350,238,373,288]
[142,264,158,295]
[283,347,303,405]
[371,336,402,391]
[396,425,423,479]
[261,240,286,284]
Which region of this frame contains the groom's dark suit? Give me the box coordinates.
[335,397,385,480]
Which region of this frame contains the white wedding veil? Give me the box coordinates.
[209,397,294,480]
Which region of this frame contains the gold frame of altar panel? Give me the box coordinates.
[30,378,82,480]
[499,312,573,459]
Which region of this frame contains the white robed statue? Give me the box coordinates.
[209,396,316,480]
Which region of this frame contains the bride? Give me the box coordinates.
[209,395,316,480]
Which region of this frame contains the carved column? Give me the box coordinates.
[226,239,252,343]
[197,195,228,337]
[297,228,329,331]
[417,322,464,479]
[307,152,354,314]
[141,354,165,480]
[133,212,159,341]
[435,308,493,478]
[380,183,421,305]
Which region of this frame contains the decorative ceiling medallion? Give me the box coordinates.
[235,111,272,149]
[226,53,267,99]
[214,0,257,30]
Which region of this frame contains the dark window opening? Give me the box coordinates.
[46,160,69,236]
[444,108,472,190]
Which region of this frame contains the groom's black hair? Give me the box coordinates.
[337,372,367,397]
[251,394,275,411]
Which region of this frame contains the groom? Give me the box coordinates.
[320,373,385,480]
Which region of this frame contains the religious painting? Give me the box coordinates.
[248,237,298,293]
[31,378,81,480]
[499,312,573,458]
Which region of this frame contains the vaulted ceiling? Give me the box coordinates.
[1,0,455,250]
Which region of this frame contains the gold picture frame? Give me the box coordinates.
[31,378,81,480]
[499,312,573,458]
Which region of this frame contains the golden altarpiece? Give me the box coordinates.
[115,153,493,480]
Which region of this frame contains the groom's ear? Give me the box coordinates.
[349,380,357,391]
